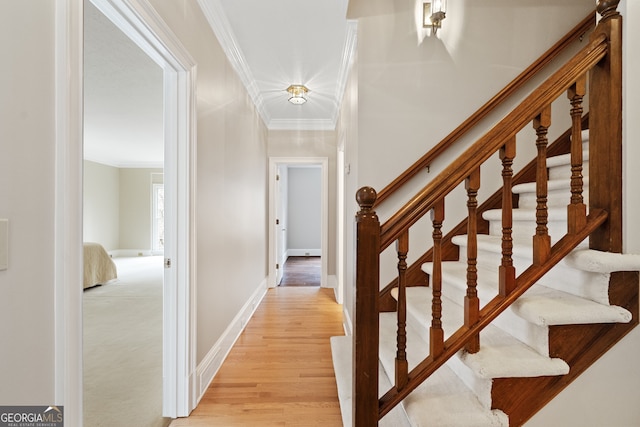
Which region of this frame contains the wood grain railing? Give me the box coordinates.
[374,10,596,208]
[353,1,622,425]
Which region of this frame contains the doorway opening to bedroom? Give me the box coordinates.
[82,1,166,426]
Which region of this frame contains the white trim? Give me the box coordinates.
[195,279,267,402]
[54,2,84,426]
[83,155,164,169]
[343,305,353,336]
[109,249,154,257]
[195,1,357,132]
[287,249,322,257]
[268,157,329,288]
[195,0,270,126]
[332,20,358,126]
[87,0,197,419]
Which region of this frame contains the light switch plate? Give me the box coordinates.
[0,219,7,270]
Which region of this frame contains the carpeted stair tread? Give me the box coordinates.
[449,235,615,305]
[546,149,589,169]
[511,177,588,195]
[379,313,509,427]
[564,249,640,273]
[421,261,632,326]
[510,285,632,326]
[482,206,568,222]
[330,336,412,427]
[388,287,569,379]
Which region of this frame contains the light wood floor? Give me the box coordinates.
[170,287,345,427]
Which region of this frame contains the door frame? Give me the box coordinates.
[268,157,329,288]
[55,0,198,421]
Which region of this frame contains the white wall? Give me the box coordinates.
[526,1,640,424]
[337,49,359,334]
[1,0,270,412]
[343,0,594,322]
[146,0,269,365]
[84,160,120,251]
[287,166,322,254]
[83,161,163,253]
[0,0,57,404]
[342,0,640,424]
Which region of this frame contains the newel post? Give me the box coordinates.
[589,0,623,252]
[354,186,380,427]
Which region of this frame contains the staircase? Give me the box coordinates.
[331,2,640,426]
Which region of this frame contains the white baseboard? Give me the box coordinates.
[343,305,353,336]
[109,249,154,257]
[287,248,321,257]
[195,278,268,402]
[324,274,338,289]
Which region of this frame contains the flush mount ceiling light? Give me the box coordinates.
[286,84,309,105]
[423,0,446,35]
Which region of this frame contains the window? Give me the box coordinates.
[152,183,164,254]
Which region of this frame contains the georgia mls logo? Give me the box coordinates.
[0,405,64,427]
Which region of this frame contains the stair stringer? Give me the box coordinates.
[490,271,639,426]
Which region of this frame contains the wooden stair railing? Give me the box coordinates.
[353,2,623,425]
[374,10,596,208]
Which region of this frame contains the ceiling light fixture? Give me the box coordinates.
[423,0,446,35]
[286,84,309,105]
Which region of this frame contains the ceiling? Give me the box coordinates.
[83,0,354,168]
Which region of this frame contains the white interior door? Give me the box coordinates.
[275,165,286,285]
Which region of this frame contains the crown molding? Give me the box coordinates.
[196,0,271,125]
[332,20,358,126]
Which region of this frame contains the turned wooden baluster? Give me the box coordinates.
[354,186,380,427]
[464,168,480,353]
[395,231,409,390]
[533,107,552,265]
[500,137,517,296]
[568,76,587,234]
[430,199,445,358]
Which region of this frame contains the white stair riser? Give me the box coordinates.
[516,188,589,209]
[546,150,589,180]
[548,162,590,180]
[420,269,552,354]
[488,219,569,243]
[454,243,610,305]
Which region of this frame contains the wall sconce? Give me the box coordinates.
[423,0,446,35]
[286,85,309,105]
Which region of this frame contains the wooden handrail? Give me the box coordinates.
[353,2,623,425]
[377,113,589,313]
[374,11,596,208]
[378,33,607,251]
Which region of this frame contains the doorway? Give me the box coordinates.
[83,4,165,424]
[268,157,328,289]
[81,0,196,420]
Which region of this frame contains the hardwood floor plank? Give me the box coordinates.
[171,287,344,426]
[279,257,321,286]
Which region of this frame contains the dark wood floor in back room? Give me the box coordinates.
[279,256,321,287]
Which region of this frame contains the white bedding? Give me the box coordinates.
[83,242,117,289]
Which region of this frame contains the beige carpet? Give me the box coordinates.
[83,256,170,427]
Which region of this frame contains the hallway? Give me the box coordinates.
[170,287,344,426]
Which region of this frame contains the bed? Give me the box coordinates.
[83,242,117,289]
